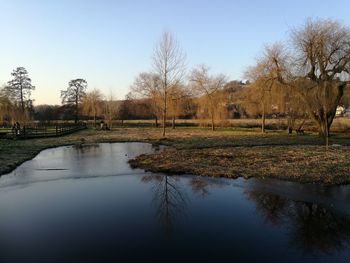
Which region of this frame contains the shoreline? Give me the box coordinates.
[1,128,350,185]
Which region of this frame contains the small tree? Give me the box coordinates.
[103,93,119,129]
[61,79,87,123]
[153,31,186,136]
[190,65,227,131]
[82,89,103,127]
[131,72,163,127]
[4,67,35,117]
[168,85,190,129]
[245,43,290,133]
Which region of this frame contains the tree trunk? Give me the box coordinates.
[75,96,78,124]
[163,111,166,136]
[75,105,78,124]
[287,115,292,134]
[20,86,25,113]
[317,118,330,151]
[172,115,175,129]
[155,116,158,127]
[299,81,345,140]
[311,101,337,140]
[316,117,332,138]
[325,121,329,150]
[210,106,215,131]
[261,102,265,133]
[211,114,215,131]
[163,90,167,137]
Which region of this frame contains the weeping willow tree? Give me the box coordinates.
[291,19,350,139]
[246,19,350,140]
[245,43,290,133]
[190,65,227,131]
[82,89,104,127]
[0,91,14,124]
[167,84,190,129]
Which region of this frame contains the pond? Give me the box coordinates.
[0,143,350,262]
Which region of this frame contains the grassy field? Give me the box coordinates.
[1,126,350,184]
[2,116,349,131]
[106,117,350,132]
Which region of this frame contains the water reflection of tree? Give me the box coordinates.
[189,177,229,197]
[189,177,210,197]
[141,174,187,236]
[73,143,101,155]
[246,190,350,255]
[288,202,350,254]
[246,191,289,226]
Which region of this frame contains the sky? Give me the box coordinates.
[1,0,350,105]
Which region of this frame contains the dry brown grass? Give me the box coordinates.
[130,145,350,184]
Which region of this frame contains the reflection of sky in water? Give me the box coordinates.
[0,143,158,189]
[0,143,350,262]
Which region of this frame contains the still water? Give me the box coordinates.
[0,143,350,262]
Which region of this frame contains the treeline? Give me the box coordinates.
[1,18,350,138]
[0,79,251,122]
[0,77,275,128]
[0,65,277,129]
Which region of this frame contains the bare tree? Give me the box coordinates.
[190,65,227,131]
[61,79,87,123]
[82,89,103,127]
[291,19,350,141]
[153,31,186,136]
[3,67,35,116]
[131,72,163,127]
[251,19,350,141]
[141,174,187,236]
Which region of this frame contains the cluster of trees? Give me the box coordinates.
[130,32,243,134]
[129,19,350,138]
[59,79,122,127]
[0,71,123,127]
[1,18,349,138]
[245,18,350,139]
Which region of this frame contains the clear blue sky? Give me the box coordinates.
[1,0,350,105]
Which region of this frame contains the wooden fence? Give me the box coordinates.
[3,123,87,139]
